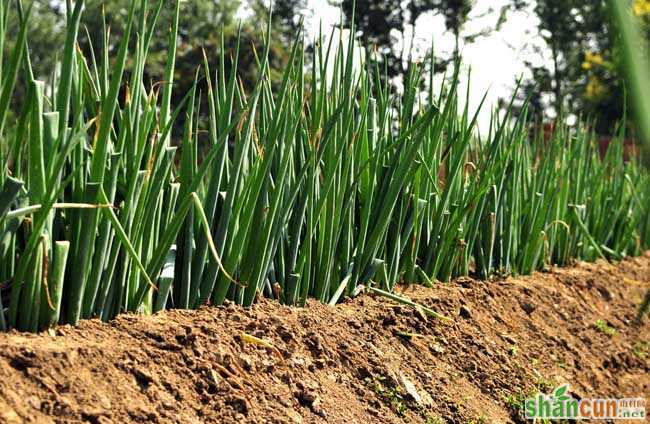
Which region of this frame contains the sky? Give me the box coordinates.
[303,0,550,131]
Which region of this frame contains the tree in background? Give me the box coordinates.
[514,0,650,135]
[6,0,292,108]
[411,0,473,59]
[339,0,404,79]
[80,0,243,82]
[4,0,295,139]
[270,0,310,34]
[3,2,66,102]
[338,0,474,81]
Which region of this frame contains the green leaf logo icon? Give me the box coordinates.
[553,385,571,401]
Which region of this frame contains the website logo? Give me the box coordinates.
[524,384,646,420]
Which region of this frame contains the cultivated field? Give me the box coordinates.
[1,0,649,422]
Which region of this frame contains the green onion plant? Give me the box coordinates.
[0,0,649,331]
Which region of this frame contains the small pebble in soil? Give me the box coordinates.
[382,311,397,326]
[459,305,472,319]
[519,301,536,314]
[367,407,380,416]
[226,394,249,413]
[347,319,362,329]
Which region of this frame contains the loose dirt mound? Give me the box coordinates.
[1,256,649,423]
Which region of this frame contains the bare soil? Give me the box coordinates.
[1,255,649,423]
